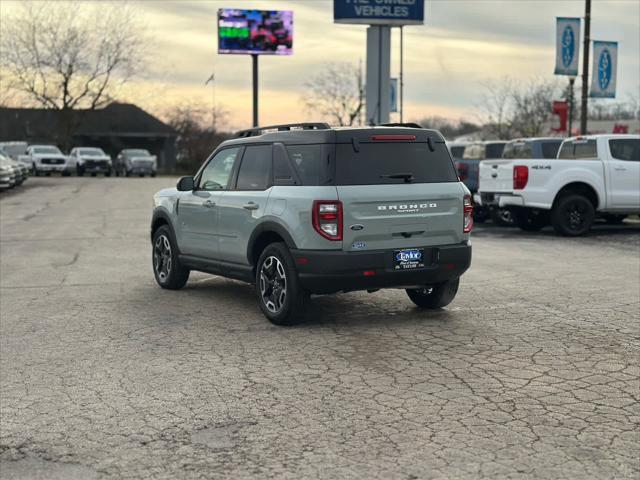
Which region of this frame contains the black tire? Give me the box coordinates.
[45,172,51,176]
[77,167,84,177]
[125,170,131,177]
[551,194,595,236]
[90,172,96,177]
[32,165,39,176]
[406,278,460,309]
[152,225,190,289]
[512,208,548,232]
[139,173,144,178]
[151,172,157,178]
[490,208,514,227]
[115,168,120,177]
[255,242,307,326]
[105,169,111,177]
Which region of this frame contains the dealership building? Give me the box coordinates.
[0,103,178,172]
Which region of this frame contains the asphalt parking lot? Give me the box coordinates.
[1,177,638,480]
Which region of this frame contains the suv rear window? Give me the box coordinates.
[285,144,332,185]
[558,140,598,159]
[609,139,640,161]
[485,143,506,158]
[335,142,457,185]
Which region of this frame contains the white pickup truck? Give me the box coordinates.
[476,134,640,236]
[21,145,73,176]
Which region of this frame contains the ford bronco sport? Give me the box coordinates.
[151,123,473,325]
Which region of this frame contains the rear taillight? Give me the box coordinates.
[463,195,474,233]
[312,200,343,241]
[513,165,529,190]
[456,161,469,181]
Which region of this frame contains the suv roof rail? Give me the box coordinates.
[379,122,423,129]
[235,122,331,138]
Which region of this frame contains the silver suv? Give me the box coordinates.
[151,123,473,325]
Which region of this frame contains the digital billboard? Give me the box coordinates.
[218,9,293,55]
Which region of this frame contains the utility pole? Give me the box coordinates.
[580,0,591,135]
[252,54,258,127]
[400,26,404,123]
[568,76,576,136]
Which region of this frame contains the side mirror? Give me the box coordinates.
[177,176,194,191]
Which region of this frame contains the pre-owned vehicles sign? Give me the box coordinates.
[334,0,425,25]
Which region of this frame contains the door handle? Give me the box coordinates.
[203,200,216,208]
[243,202,259,211]
[614,167,626,171]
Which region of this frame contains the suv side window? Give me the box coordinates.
[198,147,240,191]
[235,145,272,190]
[541,141,561,159]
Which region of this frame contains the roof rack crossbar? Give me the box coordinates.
[235,122,330,138]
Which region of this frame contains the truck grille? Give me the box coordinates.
[41,158,64,165]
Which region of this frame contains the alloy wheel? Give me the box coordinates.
[259,256,287,314]
[154,234,172,283]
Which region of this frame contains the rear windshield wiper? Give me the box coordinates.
[380,172,414,183]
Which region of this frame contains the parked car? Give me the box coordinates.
[0,149,28,185]
[24,145,72,176]
[150,122,473,325]
[477,134,640,236]
[0,141,28,161]
[489,137,564,226]
[455,141,506,222]
[115,149,157,177]
[69,147,112,176]
[0,155,18,190]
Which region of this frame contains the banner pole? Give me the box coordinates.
[580,0,591,135]
[568,77,575,137]
[252,54,259,127]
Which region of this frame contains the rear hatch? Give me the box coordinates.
[333,137,465,251]
[478,159,514,193]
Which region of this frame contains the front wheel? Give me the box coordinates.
[256,242,307,326]
[152,225,190,289]
[551,194,595,236]
[406,278,460,309]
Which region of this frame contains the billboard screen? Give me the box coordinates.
[218,9,293,55]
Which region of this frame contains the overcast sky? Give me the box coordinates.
[3,1,639,128]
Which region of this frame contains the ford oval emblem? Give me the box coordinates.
[352,242,366,249]
[350,224,365,231]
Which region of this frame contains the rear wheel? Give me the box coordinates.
[406,278,459,309]
[152,225,190,289]
[512,208,548,232]
[256,242,307,326]
[551,194,595,236]
[105,169,112,177]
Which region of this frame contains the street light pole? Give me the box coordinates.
[580,0,591,135]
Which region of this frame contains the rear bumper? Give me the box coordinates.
[476,192,524,208]
[292,243,472,294]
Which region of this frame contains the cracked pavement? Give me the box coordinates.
[1,177,639,479]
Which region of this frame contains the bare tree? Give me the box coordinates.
[165,104,232,174]
[0,1,146,146]
[510,78,560,137]
[303,62,364,126]
[476,77,514,138]
[477,77,561,138]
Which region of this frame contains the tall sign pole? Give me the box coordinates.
[252,55,258,127]
[580,0,591,135]
[334,0,424,126]
[400,26,404,123]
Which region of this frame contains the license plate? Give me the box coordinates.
[393,248,425,270]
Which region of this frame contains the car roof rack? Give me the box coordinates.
[235,122,331,138]
[379,122,423,129]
